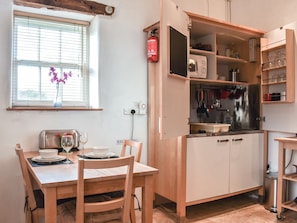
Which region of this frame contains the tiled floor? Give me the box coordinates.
[135,193,297,222]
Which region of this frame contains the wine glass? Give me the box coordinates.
[79,132,88,155]
[61,135,74,164]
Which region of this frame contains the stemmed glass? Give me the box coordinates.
[79,132,88,155]
[61,134,74,164]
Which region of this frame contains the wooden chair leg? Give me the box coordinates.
[130,191,136,223]
[25,209,31,223]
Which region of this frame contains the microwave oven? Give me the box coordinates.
[188,54,207,78]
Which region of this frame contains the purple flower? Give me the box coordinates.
[49,67,72,84]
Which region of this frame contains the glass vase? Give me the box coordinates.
[53,83,62,107]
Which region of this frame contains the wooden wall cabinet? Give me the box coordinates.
[260,29,295,103]
[187,11,263,85]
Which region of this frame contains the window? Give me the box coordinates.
[11,11,90,108]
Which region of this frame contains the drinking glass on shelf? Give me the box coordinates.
[268,54,274,68]
[79,132,88,155]
[61,134,74,164]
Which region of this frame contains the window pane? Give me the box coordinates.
[17,66,40,100]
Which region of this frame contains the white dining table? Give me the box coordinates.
[24,150,158,223]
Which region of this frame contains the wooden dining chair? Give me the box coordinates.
[121,139,142,163]
[15,144,45,223]
[59,156,134,223]
[15,144,74,223]
[120,139,142,223]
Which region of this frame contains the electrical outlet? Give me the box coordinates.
[139,102,147,115]
[123,102,146,115]
[116,139,124,145]
[123,108,137,115]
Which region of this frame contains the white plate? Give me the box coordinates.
[32,155,66,163]
[84,152,116,159]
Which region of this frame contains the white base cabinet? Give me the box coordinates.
[229,133,264,193]
[186,133,264,203]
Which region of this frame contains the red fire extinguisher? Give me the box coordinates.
[147,29,158,63]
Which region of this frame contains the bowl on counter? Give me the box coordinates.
[39,149,58,159]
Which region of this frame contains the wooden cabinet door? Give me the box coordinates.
[229,133,264,193]
[186,136,230,202]
[159,0,190,139]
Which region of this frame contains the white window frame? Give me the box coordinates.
[10,10,100,109]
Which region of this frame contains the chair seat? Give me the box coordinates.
[59,195,123,223]
[32,189,74,209]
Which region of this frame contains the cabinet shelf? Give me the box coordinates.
[217,55,248,64]
[283,173,297,182]
[190,77,249,86]
[282,200,297,212]
[261,42,286,52]
[190,48,215,56]
[262,101,288,104]
[262,64,286,72]
[261,80,286,86]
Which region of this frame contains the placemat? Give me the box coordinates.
[77,154,119,159]
[28,158,73,167]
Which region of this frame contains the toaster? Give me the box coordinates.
[39,129,79,150]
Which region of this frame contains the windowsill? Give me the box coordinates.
[6,107,103,111]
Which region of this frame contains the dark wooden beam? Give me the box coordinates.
[14,0,115,16]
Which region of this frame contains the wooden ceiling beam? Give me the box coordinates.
[14,0,115,16]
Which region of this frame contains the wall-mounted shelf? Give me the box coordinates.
[260,29,295,103]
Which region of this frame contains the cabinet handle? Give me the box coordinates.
[217,139,229,143]
[232,138,243,142]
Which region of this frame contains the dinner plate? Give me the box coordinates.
[31,155,66,163]
[84,152,116,159]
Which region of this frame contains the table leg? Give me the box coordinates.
[43,187,57,223]
[142,175,154,223]
[277,142,285,217]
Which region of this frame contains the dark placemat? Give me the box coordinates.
[77,154,119,159]
[28,158,73,167]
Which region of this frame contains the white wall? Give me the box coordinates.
[231,0,297,32]
[0,0,159,222]
[3,0,297,222]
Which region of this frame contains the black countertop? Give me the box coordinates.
[187,129,264,138]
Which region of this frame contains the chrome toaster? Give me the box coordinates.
[39,129,79,150]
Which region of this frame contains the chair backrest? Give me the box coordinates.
[76,156,134,223]
[121,140,142,162]
[15,144,38,212]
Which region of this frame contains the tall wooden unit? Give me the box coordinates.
[145,0,266,222]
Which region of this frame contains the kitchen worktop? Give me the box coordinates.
[187,129,264,138]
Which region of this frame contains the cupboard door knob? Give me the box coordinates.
[232,138,243,142]
[217,139,229,143]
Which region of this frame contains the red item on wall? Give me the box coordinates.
[147,29,158,62]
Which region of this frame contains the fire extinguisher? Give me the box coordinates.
[147,29,158,63]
